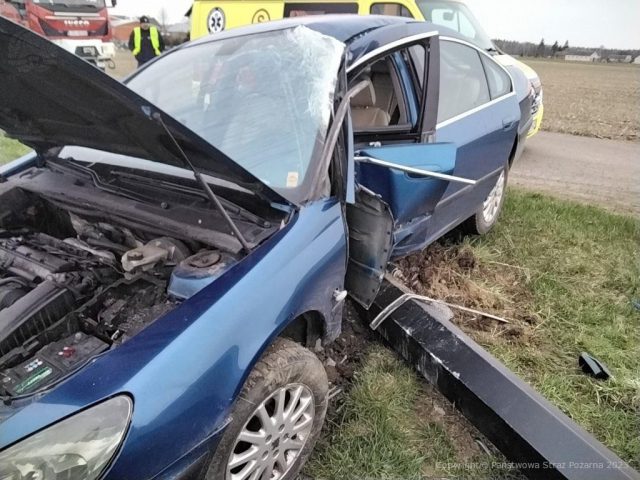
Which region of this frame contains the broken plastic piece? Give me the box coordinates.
[578,352,611,380]
[369,292,509,330]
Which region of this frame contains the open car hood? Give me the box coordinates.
[0,17,291,206]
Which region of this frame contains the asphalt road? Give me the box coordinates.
[511,132,640,216]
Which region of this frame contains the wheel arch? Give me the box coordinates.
[232,309,330,403]
[278,310,326,349]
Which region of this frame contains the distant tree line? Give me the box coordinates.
[492,38,640,59]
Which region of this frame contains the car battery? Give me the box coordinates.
[0,332,109,396]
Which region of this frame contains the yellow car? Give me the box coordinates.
[189,0,543,137]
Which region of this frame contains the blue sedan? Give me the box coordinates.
[0,14,520,480]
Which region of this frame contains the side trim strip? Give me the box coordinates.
[436,93,515,129]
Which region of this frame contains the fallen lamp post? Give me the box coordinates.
[360,276,640,480]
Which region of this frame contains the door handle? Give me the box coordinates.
[502,119,517,130]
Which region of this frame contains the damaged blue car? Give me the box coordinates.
[0,14,521,480]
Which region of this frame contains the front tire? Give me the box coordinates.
[206,338,328,480]
[463,166,508,235]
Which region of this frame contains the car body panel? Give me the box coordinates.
[0,16,520,479]
[495,54,543,137]
[421,94,517,248]
[346,26,519,259]
[189,0,421,39]
[0,198,346,479]
[356,143,456,222]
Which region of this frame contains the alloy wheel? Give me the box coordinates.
[482,170,506,224]
[226,384,315,480]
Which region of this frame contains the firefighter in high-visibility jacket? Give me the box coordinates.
[128,16,165,67]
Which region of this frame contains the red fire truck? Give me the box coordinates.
[0,0,116,69]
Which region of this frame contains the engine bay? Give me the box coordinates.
[0,184,243,398]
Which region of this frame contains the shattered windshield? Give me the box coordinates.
[127,27,345,199]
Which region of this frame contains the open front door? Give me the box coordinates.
[345,143,471,307]
[343,28,475,307]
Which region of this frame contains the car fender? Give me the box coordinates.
[0,198,347,479]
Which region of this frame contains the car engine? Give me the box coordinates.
[0,187,238,398]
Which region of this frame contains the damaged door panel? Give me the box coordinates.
[345,143,472,306]
[345,187,394,308]
[355,143,458,222]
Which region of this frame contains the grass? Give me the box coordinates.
[0,134,29,165]
[396,189,640,470]
[471,190,640,467]
[311,190,639,478]
[523,59,640,141]
[307,347,523,480]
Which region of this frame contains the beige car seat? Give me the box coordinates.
[351,79,391,129]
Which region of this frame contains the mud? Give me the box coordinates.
[317,301,375,390]
[392,241,541,348]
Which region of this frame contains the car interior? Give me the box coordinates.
[350,56,409,131]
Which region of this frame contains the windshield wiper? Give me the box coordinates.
[148,110,252,254]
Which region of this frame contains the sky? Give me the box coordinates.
[111,0,640,49]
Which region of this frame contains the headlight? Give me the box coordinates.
[530,84,543,115]
[0,395,132,480]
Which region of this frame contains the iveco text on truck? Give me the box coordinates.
[0,0,116,69]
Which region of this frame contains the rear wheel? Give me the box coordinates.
[463,166,508,235]
[206,338,328,480]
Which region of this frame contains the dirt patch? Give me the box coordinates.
[317,301,375,390]
[525,59,640,142]
[392,241,541,347]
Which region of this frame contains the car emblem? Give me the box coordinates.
[207,8,225,33]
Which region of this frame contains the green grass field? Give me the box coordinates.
[0,134,29,165]
[309,190,639,477]
[472,191,639,468]
[308,348,524,479]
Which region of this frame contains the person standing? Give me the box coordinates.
[128,16,165,68]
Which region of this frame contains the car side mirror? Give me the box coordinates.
[443,11,454,21]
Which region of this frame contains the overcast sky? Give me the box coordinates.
[112,0,639,49]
